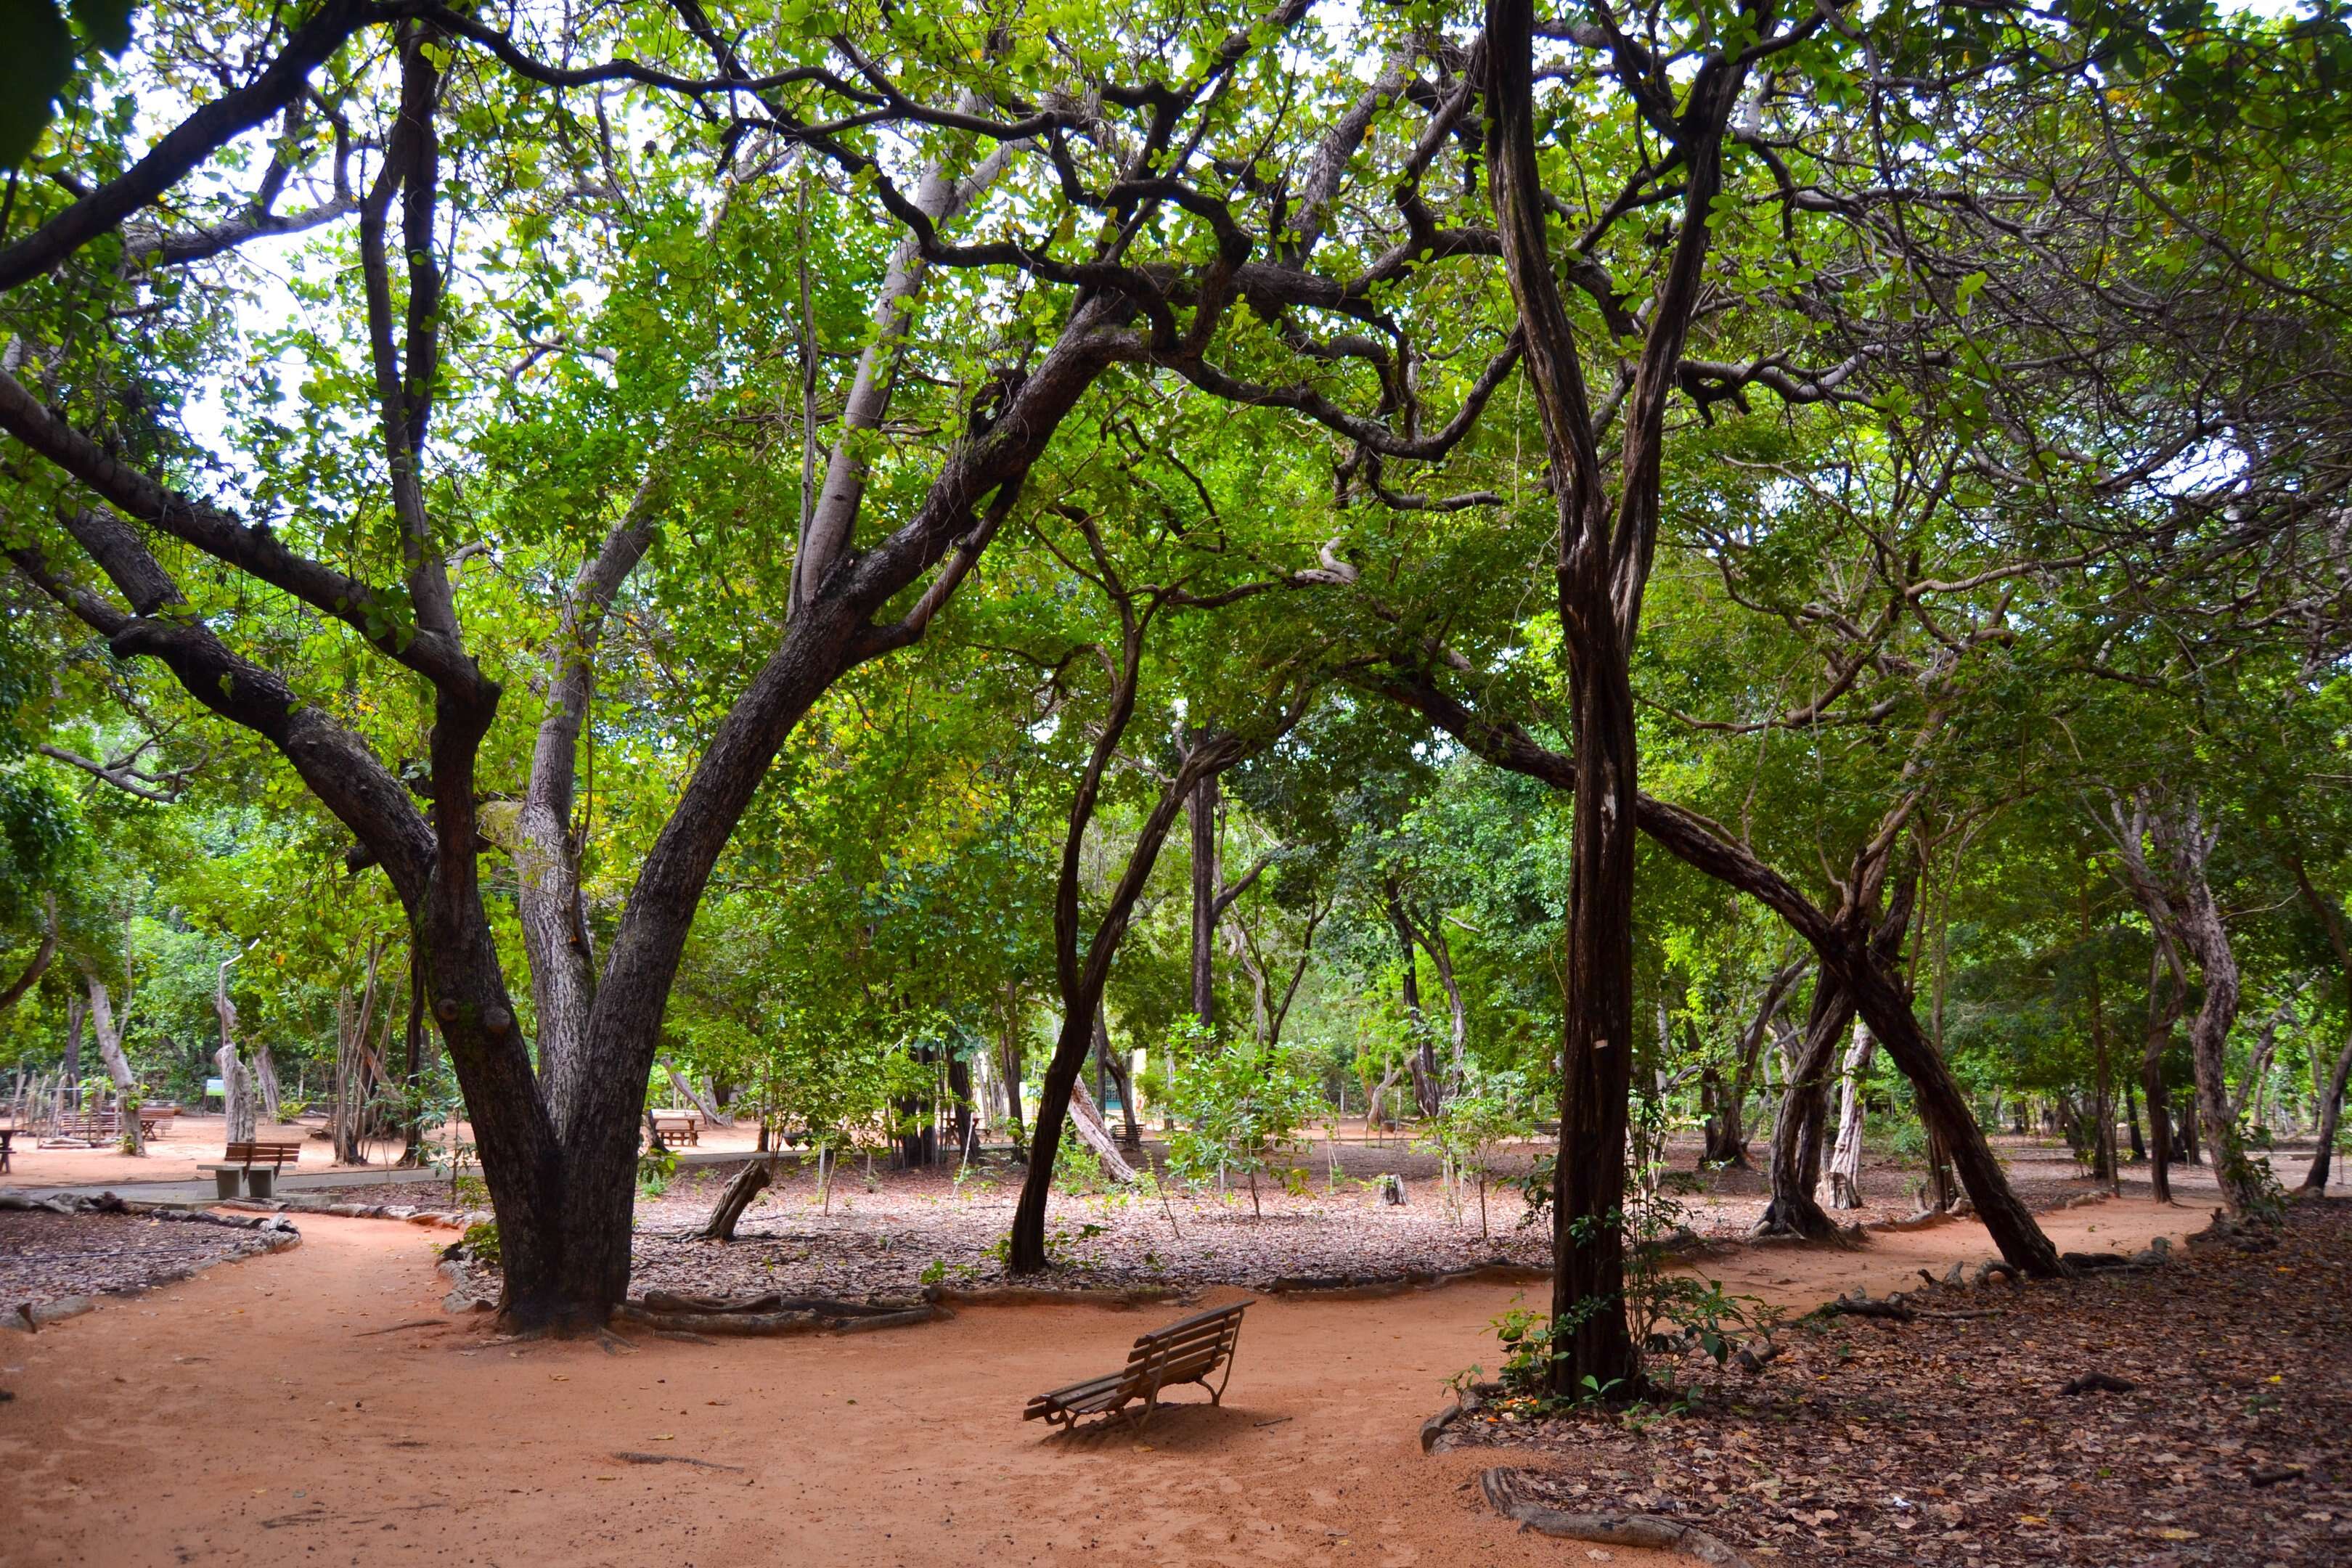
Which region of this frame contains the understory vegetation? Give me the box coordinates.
[1,0,2350,1402]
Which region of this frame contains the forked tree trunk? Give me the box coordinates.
[1388,881,1440,1118]
[1762,980,1852,1236]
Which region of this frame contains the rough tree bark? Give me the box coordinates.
[1826,1020,1874,1209]
[85,973,142,1155]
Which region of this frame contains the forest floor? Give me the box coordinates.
[558,1135,2328,1302]
[0,1209,271,1305]
[0,1193,2263,1568]
[1438,1197,2352,1568]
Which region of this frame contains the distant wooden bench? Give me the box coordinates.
[1024,1300,1251,1433]
[54,1111,118,1142]
[138,1106,179,1138]
[649,1113,703,1147]
[198,1139,304,1199]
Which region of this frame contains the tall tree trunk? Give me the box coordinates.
[998,984,1026,1153]
[947,1050,975,1161]
[1189,767,1218,1029]
[1387,880,1440,1117]
[2125,1079,2146,1162]
[1007,534,1297,1269]
[86,973,142,1155]
[2140,942,2184,1202]
[1826,1020,1874,1209]
[62,989,85,1086]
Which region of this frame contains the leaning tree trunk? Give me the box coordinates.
[662,1061,735,1127]
[1066,1076,1137,1183]
[62,990,85,1086]
[701,1156,776,1241]
[2160,817,2261,1213]
[86,974,142,1155]
[1760,980,1850,1236]
[2304,1034,2352,1193]
[0,898,58,1018]
[250,1040,283,1124]
[1826,1020,1874,1209]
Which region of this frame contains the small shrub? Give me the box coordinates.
[462,1220,502,1269]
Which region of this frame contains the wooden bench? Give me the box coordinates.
[1024,1300,1251,1433]
[138,1105,179,1138]
[198,1139,304,1199]
[649,1113,703,1147]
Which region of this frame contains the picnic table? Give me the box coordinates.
[649,1111,704,1147]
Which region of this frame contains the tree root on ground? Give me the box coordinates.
[1480,1468,1756,1567]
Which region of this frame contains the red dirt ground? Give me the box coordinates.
[0,1198,2208,1568]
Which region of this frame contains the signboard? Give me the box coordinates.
[205,1077,226,1098]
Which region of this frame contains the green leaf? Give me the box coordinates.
[68,0,133,54]
[0,0,75,170]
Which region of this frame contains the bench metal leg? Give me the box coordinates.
[213,1169,241,1200]
[244,1167,277,1200]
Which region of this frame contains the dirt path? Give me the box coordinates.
[0,1199,2203,1568]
